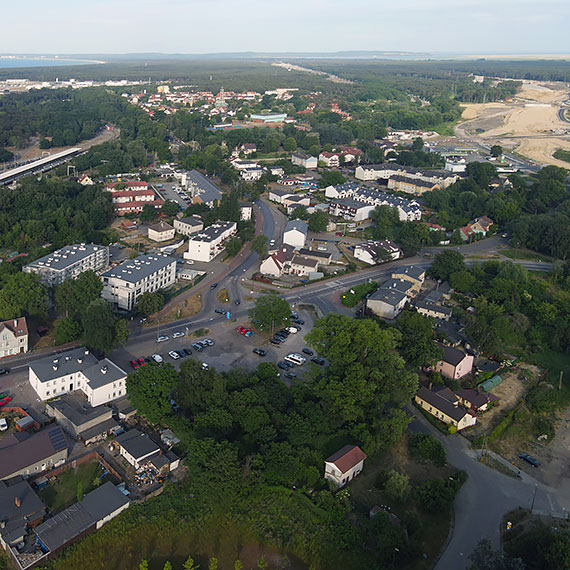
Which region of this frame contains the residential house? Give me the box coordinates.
[240,203,253,221]
[470,216,494,235]
[29,347,127,406]
[283,194,311,209]
[24,244,109,286]
[413,299,452,321]
[283,219,308,249]
[339,146,362,163]
[101,253,177,311]
[381,278,417,298]
[391,266,425,294]
[0,477,46,548]
[459,225,475,241]
[454,388,496,413]
[259,248,293,278]
[186,221,238,262]
[366,288,408,319]
[173,215,204,236]
[291,152,318,169]
[104,181,164,216]
[114,429,180,473]
[289,255,319,277]
[388,175,440,195]
[328,198,375,222]
[324,445,367,488]
[324,182,360,199]
[414,385,477,431]
[0,426,69,480]
[147,221,175,242]
[353,240,401,265]
[318,152,341,167]
[434,342,474,380]
[266,165,284,178]
[78,174,94,186]
[298,248,333,265]
[268,188,293,204]
[239,167,264,181]
[0,317,28,357]
[45,393,119,445]
[240,143,257,155]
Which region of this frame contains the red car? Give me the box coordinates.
[0,395,12,407]
[129,359,140,369]
[137,357,146,367]
[236,326,246,334]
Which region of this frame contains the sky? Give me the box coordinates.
[3,0,570,56]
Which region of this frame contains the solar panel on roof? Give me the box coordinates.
[48,428,67,452]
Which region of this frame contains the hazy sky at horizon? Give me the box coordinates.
[3,0,569,55]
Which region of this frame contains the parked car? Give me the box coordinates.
[302,348,314,356]
[253,348,267,356]
[0,418,7,431]
[284,372,297,380]
[311,357,325,365]
[235,299,241,305]
[129,359,140,369]
[152,354,163,363]
[215,308,226,314]
[183,348,193,356]
[210,283,218,290]
[202,362,209,370]
[204,338,215,346]
[270,338,281,345]
[0,391,8,400]
[172,331,185,338]
[0,395,13,407]
[168,351,180,360]
[289,324,302,332]
[277,361,292,370]
[290,311,298,319]
[519,453,541,467]
[0,368,9,375]
[144,357,154,364]
[292,319,305,325]
[286,326,298,334]
[175,350,186,357]
[277,329,290,336]
[192,343,203,351]
[137,358,146,367]
[170,399,180,413]
[156,335,169,342]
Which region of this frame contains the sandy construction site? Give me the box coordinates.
[456,81,570,167]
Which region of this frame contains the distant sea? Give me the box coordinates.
[0,58,101,69]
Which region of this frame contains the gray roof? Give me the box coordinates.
[0,426,68,480]
[102,253,175,284]
[284,219,308,235]
[185,170,223,203]
[79,418,120,442]
[29,347,97,384]
[381,278,415,295]
[34,483,128,552]
[390,175,438,188]
[24,244,107,272]
[290,255,319,269]
[414,300,452,317]
[416,385,468,422]
[392,265,425,280]
[368,287,408,307]
[115,429,160,461]
[189,221,236,243]
[332,197,371,210]
[47,394,112,430]
[0,477,46,524]
[436,342,469,367]
[298,248,332,260]
[269,188,293,197]
[177,215,203,227]
[81,358,126,390]
[148,220,173,233]
[80,482,129,523]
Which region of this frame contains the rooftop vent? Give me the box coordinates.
[52,364,59,371]
[84,349,89,355]
[77,357,83,364]
[101,366,108,374]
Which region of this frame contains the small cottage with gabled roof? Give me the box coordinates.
[324,445,367,488]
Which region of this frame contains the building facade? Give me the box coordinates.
[283,219,308,249]
[147,221,175,242]
[24,244,109,286]
[101,253,177,311]
[186,221,238,262]
[173,215,204,236]
[0,317,28,357]
[324,445,367,488]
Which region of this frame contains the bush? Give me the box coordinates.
[533,416,555,440]
[408,433,447,466]
[448,425,457,434]
[384,470,410,502]
[413,479,455,512]
[526,386,557,413]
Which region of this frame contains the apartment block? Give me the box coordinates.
[186,221,238,262]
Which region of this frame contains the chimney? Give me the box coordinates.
[15,497,21,508]
[13,320,17,328]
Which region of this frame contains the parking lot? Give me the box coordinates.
[155,183,191,209]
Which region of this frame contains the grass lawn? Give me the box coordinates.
[39,461,113,513]
[553,148,570,164]
[216,288,230,304]
[500,248,554,263]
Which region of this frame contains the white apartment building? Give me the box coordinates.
[147,221,175,242]
[354,240,402,265]
[101,253,177,311]
[173,215,204,236]
[186,221,238,262]
[0,317,28,357]
[29,347,127,406]
[23,244,109,286]
[283,219,308,249]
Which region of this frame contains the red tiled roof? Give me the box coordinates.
[325,445,367,474]
[0,317,27,338]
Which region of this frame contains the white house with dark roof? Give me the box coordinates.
[259,248,293,278]
[173,215,204,236]
[328,198,375,222]
[324,445,367,488]
[268,188,294,204]
[24,244,109,286]
[283,219,308,249]
[289,255,319,277]
[354,240,401,265]
[147,221,175,242]
[28,347,127,406]
[0,317,28,357]
[291,152,318,169]
[186,221,238,262]
[101,253,177,311]
[366,288,409,319]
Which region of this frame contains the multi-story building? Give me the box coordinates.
[101,253,176,311]
[181,170,224,207]
[318,152,341,167]
[283,219,308,249]
[186,221,238,262]
[147,221,175,242]
[291,152,318,169]
[28,347,127,406]
[387,175,440,195]
[104,181,164,216]
[173,215,204,236]
[355,163,457,188]
[23,244,109,286]
[328,198,375,222]
[0,317,28,357]
[354,240,401,265]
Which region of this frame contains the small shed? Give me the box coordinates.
[479,375,503,392]
[15,415,37,432]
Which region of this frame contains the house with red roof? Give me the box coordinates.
[324,445,367,488]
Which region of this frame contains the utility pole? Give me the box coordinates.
[559,370,564,391]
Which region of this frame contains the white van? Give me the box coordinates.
[284,353,306,366]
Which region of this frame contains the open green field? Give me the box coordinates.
[39,461,113,513]
[553,148,570,164]
[500,248,554,263]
